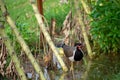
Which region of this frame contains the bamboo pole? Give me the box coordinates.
[80,0,93,22]
[74,1,93,80]
[74,1,93,59]
[80,0,91,14]
[30,0,68,72]
[0,23,27,80]
[0,1,46,80]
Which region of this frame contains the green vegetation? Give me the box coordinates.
[3,0,70,53]
[4,0,70,44]
[4,0,38,53]
[44,0,70,30]
[90,0,120,53]
[88,1,120,79]
[1,0,120,80]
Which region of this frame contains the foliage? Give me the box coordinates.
[3,0,39,52]
[44,0,70,31]
[113,72,120,80]
[90,0,120,53]
[2,0,70,53]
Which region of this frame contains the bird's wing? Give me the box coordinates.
[62,45,75,57]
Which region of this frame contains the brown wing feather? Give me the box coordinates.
[62,45,75,57]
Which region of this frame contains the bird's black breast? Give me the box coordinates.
[74,50,83,61]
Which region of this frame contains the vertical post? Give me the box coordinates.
[37,0,44,49]
[37,0,43,16]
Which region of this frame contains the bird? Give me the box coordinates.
[57,42,84,61]
[56,42,84,71]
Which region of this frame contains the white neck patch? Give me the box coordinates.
[68,49,76,62]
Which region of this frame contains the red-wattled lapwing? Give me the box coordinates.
[57,42,84,71]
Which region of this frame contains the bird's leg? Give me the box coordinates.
[70,61,74,71]
[70,62,76,80]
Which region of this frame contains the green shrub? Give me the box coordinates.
[90,0,120,53]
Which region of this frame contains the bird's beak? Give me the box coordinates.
[77,46,81,50]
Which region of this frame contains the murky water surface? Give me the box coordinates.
[3,54,119,80]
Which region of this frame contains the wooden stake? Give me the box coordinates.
[37,0,44,49]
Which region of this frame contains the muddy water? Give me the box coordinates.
[24,57,84,80]
[25,67,84,80]
[88,54,120,80]
[24,54,120,80]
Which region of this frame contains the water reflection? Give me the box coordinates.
[44,68,50,80]
[24,53,120,80]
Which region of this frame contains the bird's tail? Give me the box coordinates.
[56,41,65,48]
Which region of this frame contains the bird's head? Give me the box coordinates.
[74,43,83,50]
